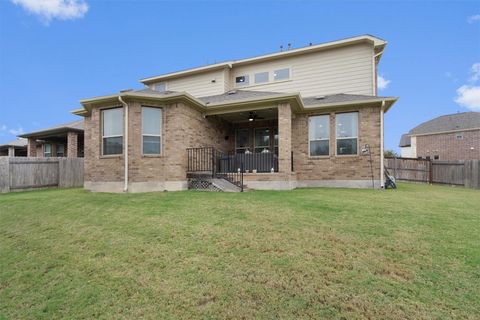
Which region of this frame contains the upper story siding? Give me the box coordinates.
[146,39,378,98]
[229,43,374,97]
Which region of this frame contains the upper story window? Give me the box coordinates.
[254,72,269,84]
[44,144,52,157]
[273,68,290,81]
[235,75,249,87]
[102,107,123,156]
[142,107,162,155]
[154,83,166,92]
[56,144,65,157]
[456,132,464,140]
[309,115,330,156]
[336,112,358,156]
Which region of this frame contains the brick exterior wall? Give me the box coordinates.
[83,98,383,191]
[67,131,78,158]
[415,129,480,160]
[292,105,381,182]
[27,138,37,157]
[84,99,232,188]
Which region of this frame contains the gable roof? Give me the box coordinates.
[140,34,387,84]
[19,120,84,138]
[409,112,480,136]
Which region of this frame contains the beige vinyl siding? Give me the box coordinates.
[151,69,227,97]
[229,43,374,96]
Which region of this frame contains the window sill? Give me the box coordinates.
[100,155,123,159]
[142,154,164,158]
[308,155,330,159]
[335,154,360,158]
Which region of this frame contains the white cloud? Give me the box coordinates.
[8,127,24,136]
[469,63,480,82]
[455,85,480,111]
[468,14,480,23]
[10,0,88,23]
[455,62,480,111]
[377,75,390,90]
[0,125,6,131]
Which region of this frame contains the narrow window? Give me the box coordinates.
[434,155,439,160]
[255,128,270,153]
[273,68,290,81]
[44,144,52,157]
[235,75,249,87]
[309,115,330,156]
[254,72,269,84]
[235,129,249,153]
[102,107,123,156]
[154,83,166,92]
[456,132,464,140]
[142,107,162,155]
[56,144,65,157]
[336,112,358,155]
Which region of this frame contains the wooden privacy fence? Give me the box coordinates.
[385,157,480,189]
[0,157,84,193]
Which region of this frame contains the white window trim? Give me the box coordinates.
[308,115,330,157]
[254,71,270,84]
[43,143,52,157]
[141,106,163,156]
[254,127,271,152]
[335,112,359,156]
[235,75,250,87]
[101,107,124,157]
[273,67,291,82]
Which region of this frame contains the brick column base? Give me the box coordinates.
[278,103,292,177]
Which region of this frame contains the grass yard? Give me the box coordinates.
[0,183,479,319]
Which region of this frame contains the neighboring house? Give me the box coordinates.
[73,35,398,192]
[0,139,27,157]
[399,112,480,160]
[19,120,84,158]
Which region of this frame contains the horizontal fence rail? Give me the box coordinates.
[385,157,480,189]
[0,157,84,193]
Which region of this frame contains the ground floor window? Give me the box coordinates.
[336,112,358,155]
[43,144,52,157]
[56,144,64,157]
[102,107,124,156]
[255,128,270,153]
[235,128,249,153]
[309,115,330,156]
[142,107,162,155]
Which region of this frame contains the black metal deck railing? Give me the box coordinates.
[187,147,281,191]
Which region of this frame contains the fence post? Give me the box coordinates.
[393,157,397,179]
[428,160,433,184]
[0,157,10,193]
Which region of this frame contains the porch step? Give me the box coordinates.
[187,176,243,192]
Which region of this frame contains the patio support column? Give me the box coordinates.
[278,102,292,177]
[8,146,15,157]
[67,131,78,158]
[27,138,37,157]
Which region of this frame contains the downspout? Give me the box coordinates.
[118,95,129,192]
[380,100,385,189]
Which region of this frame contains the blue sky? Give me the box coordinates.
[0,0,479,151]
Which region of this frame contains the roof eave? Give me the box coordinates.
[303,97,398,112]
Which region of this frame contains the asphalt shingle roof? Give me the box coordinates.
[408,112,480,135]
[198,90,285,105]
[0,139,27,148]
[20,120,84,138]
[302,93,392,107]
[399,134,411,147]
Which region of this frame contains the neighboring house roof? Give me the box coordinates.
[19,120,84,138]
[409,112,480,136]
[0,139,28,148]
[398,112,480,147]
[73,89,398,117]
[399,134,411,147]
[140,34,387,84]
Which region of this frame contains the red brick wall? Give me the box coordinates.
[415,130,480,160]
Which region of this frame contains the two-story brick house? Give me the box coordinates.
[73,35,398,192]
[400,112,480,160]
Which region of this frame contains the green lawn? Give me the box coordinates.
[0,184,479,319]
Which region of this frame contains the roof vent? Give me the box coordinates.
[315,95,326,100]
[227,90,237,95]
[120,89,133,93]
